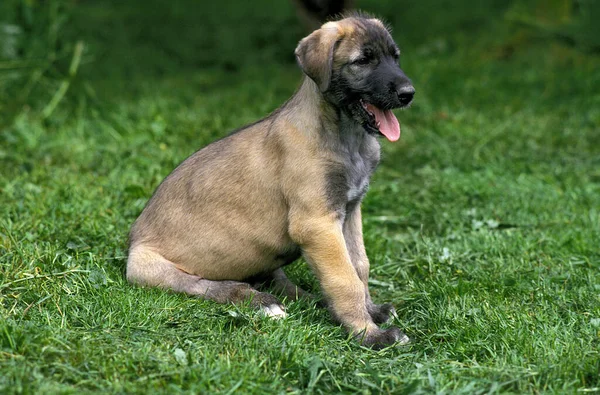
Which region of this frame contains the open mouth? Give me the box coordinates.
[360,99,401,142]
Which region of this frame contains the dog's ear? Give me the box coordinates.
[295,22,342,92]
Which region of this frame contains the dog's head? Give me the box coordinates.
[295,15,414,141]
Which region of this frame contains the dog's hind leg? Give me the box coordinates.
[264,268,316,302]
[127,246,286,318]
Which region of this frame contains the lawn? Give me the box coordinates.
[1,0,599,393]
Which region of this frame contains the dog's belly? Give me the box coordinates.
[176,237,300,281]
[157,202,298,281]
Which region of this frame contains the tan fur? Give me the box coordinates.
[128,17,407,347]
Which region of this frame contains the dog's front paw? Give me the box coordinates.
[361,327,409,350]
[368,302,397,324]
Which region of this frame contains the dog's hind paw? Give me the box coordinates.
[261,304,287,319]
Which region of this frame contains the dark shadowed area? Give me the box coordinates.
[1,0,599,393]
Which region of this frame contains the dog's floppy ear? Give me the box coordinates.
[295,22,342,92]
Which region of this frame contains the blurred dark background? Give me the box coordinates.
[0,0,598,128]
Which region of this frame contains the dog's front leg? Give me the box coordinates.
[343,204,399,326]
[290,213,404,348]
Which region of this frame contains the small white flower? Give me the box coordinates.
[486,219,499,229]
[439,247,452,263]
[464,208,477,217]
[173,348,187,365]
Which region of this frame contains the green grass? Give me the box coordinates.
[1,0,600,393]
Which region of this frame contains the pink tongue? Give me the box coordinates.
[366,104,401,142]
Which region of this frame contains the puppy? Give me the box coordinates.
[127,14,415,349]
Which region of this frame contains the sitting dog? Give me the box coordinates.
[127,14,415,349]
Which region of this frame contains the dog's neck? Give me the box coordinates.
[283,77,335,132]
[284,77,379,154]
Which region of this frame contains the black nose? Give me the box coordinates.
[397,85,415,106]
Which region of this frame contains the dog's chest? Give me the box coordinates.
[325,135,380,210]
[345,151,376,202]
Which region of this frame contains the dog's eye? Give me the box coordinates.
[352,53,373,66]
[353,48,374,66]
[353,56,371,65]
